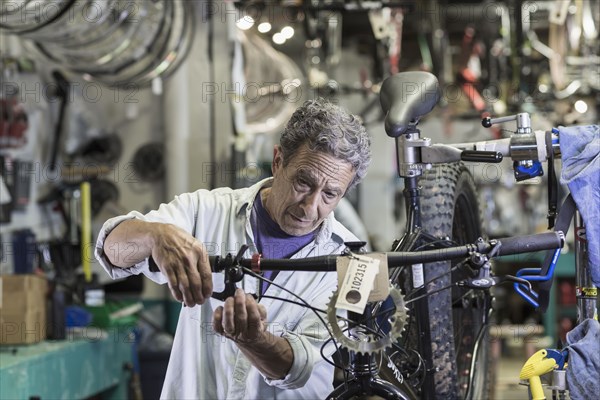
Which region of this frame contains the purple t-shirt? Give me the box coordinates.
[251,191,315,294]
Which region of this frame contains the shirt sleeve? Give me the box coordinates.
[94,192,199,285]
[262,272,338,389]
[261,220,356,389]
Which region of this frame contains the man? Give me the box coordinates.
[95,98,372,399]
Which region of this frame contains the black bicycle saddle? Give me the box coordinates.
[380,71,441,137]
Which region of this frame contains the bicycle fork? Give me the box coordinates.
[326,353,411,400]
[327,306,414,400]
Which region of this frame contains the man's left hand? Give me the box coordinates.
[213,288,267,344]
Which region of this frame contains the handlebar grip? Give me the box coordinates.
[461,150,503,163]
[496,232,564,256]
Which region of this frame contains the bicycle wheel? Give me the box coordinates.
[397,162,493,399]
[423,162,492,399]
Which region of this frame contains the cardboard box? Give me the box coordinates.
[0,274,48,345]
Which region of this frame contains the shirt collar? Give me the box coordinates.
[237,177,273,217]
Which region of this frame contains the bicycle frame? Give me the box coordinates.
[209,71,588,399]
[375,71,587,399]
[387,124,490,399]
[575,213,596,322]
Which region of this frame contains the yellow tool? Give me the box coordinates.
[519,349,558,400]
[80,181,92,282]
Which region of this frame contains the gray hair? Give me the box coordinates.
[280,99,371,190]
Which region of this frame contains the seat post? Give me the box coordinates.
[395,125,431,178]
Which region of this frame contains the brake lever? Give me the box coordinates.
[211,245,249,301]
[457,275,533,290]
[503,274,533,291]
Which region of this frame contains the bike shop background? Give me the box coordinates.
[1,1,598,399]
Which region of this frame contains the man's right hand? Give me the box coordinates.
[150,224,213,306]
[104,220,213,307]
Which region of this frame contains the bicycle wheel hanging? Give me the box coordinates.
[0,0,74,34]
[388,163,493,399]
[0,0,195,87]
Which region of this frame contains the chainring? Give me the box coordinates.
[326,285,408,356]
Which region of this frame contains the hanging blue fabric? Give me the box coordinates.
[559,125,600,287]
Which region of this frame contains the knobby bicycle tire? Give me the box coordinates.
[403,163,493,399]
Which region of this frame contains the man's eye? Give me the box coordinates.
[295,179,310,190]
[324,192,337,200]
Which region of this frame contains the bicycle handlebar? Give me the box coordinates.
[208,231,564,273]
[494,232,564,255]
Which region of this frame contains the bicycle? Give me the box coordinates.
[208,232,563,399]
[207,71,593,399]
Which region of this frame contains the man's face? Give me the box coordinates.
[266,144,355,236]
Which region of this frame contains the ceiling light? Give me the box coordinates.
[574,100,588,113]
[281,26,294,39]
[272,32,285,45]
[258,22,271,33]
[236,16,255,30]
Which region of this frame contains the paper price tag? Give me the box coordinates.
[336,253,389,302]
[335,255,380,313]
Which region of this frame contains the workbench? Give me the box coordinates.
[0,327,134,399]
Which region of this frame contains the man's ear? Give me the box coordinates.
[272,145,283,176]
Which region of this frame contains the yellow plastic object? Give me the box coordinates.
[80,181,92,282]
[520,349,557,400]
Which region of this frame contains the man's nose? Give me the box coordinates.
[300,191,320,215]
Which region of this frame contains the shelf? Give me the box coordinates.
[0,328,133,400]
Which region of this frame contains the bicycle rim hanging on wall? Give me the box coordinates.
[0,0,195,87]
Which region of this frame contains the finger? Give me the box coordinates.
[176,267,196,307]
[168,281,183,303]
[159,261,183,303]
[213,306,224,335]
[245,294,260,322]
[257,304,267,321]
[184,255,203,305]
[196,245,213,301]
[222,296,236,335]
[234,289,248,336]
[245,295,264,340]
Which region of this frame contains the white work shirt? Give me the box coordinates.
[95,178,358,399]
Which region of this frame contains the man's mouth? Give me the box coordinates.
[289,213,312,224]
